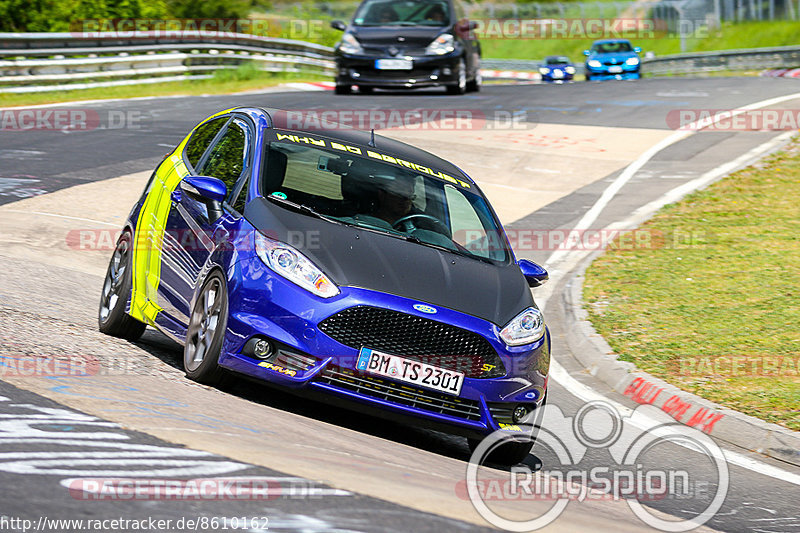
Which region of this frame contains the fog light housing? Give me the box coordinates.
[254,339,273,359]
[513,405,529,423]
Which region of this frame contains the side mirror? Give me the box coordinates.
[181,176,227,221]
[634,46,642,53]
[331,20,347,31]
[518,259,548,288]
[583,49,590,56]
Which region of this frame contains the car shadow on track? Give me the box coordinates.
[131,328,544,472]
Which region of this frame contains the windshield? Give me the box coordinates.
[591,41,633,53]
[545,56,570,65]
[353,0,451,26]
[260,137,509,264]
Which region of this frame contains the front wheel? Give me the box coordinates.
[184,271,229,385]
[334,84,352,95]
[98,231,146,341]
[446,59,467,95]
[466,67,481,92]
[468,437,534,466]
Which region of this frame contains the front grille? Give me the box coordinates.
[317,366,482,421]
[318,306,505,378]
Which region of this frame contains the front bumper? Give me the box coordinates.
[218,256,550,438]
[585,63,640,80]
[335,52,462,89]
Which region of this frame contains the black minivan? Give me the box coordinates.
[331,0,481,95]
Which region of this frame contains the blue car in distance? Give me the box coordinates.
[584,39,642,81]
[538,56,576,82]
[99,107,551,465]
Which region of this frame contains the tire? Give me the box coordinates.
[358,85,374,94]
[446,58,467,95]
[466,67,481,92]
[98,231,146,341]
[334,84,352,95]
[468,437,534,466]
[184,271,228,385]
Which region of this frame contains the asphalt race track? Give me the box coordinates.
[1,77,799,532]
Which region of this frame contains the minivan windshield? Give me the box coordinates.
[260,138,510,264]
[353,0,451,26]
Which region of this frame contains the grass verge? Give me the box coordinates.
[0,67,329,108]
[583,141,800,431]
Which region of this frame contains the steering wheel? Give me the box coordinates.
[392,214,449,235]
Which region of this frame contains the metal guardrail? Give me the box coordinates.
[641,45,800,74]
[4,31,800,93]
[0,31,336,93]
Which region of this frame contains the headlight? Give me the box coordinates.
[255,232,339,298]
[626,57,640,66]
[500,307,545,346]
[565,66,576,74]
[425,33,455,55]
[587,59,601,68]
[538,67,549,74]
[338,33,363,55]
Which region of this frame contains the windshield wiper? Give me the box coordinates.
[402,234,494,264]
[264,195,342,225]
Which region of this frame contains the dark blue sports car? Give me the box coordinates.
[584,39,642,81]
[539,56,576,82]
[99,107,550,464]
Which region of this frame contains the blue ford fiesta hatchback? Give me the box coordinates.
[99,107,550,464]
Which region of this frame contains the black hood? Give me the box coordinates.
[350,26,445,49]
[245,197,533,326]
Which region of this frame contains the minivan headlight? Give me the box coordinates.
[339,33,363,55]
[255,232,339,298]
[425,33,455,55]
[500,307,545,346]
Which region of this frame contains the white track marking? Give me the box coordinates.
[546,91,800,269]
[538,94,800,484]
[549,360,800,486]
[1,209,120,227]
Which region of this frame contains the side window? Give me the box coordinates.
[198,121,248,197]
[184,117,227,170]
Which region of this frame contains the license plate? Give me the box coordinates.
[375,59,413,70]
[608,65,623,73]
[356,347,464,395]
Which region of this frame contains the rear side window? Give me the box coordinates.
[184,117,227,170]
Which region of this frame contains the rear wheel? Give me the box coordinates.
[184,271,228,385]
[98,231,146,341]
